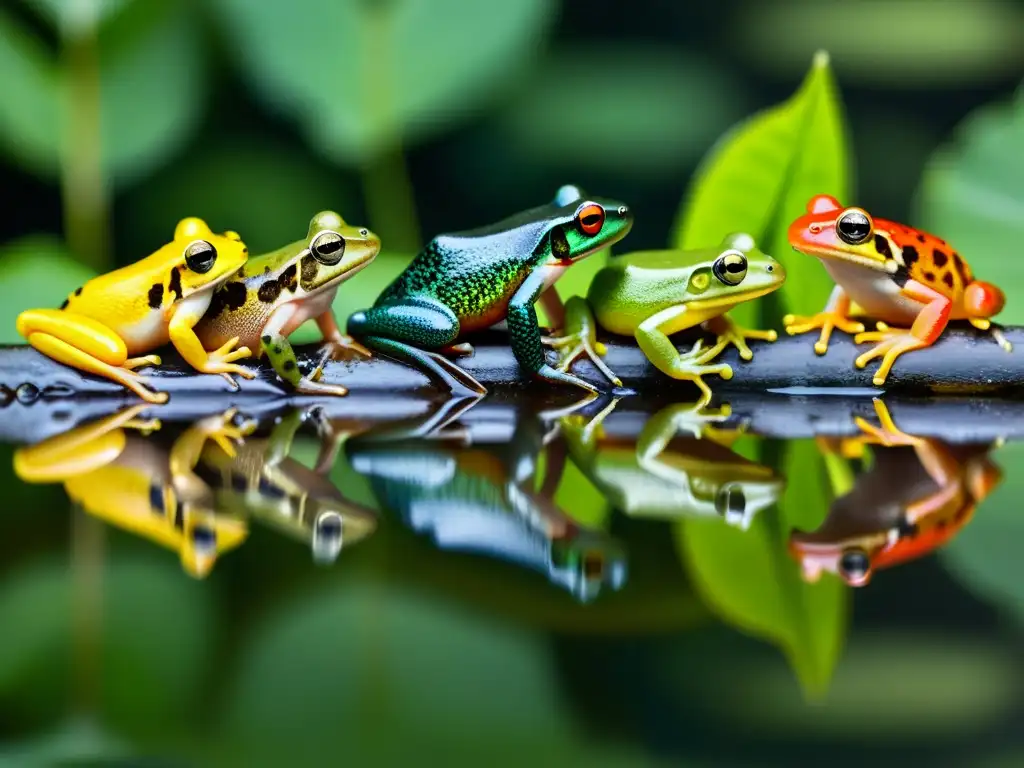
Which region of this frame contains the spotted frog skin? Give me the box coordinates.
[17,218,253,404]
[195,212,381,397]
[784,195,1011,385]
[548,233,784,400]
[13,406,253,578]
[790,399,1001,587]
[347,185,633,396]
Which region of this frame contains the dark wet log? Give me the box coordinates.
[2,322,1024,403]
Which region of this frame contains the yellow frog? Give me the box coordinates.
[17,218,254,403]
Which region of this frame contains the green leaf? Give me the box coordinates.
[675,439,848,698]
[733,0,1024,87]
[500,45,747,179]
[0,8,60,176]
[914,88,1024,324]
[941,441,1024,625]
[22,0,133,29]
[209,0,555,163]
[0,236,97,344]
[0,2,204,184]
[673,51,851,329]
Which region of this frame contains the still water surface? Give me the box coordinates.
[0,391,1021,766]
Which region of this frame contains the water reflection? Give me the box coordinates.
[559,396,784,530]
[348,397,629,602]
[790,399,1002,587]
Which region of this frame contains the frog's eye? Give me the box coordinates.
[838,547,871,585]
[712,250,747,285]
[184,240,217,274]
[576,204,605,236]
[836,208,873,245]
[311,231,346,265]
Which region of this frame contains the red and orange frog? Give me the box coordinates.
[783,195,1011,385]
[789,399,1002,587]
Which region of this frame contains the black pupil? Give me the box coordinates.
[726,258,745,273]
[317,515,342,539]
[582,213,602,229]
[840,549,869,577]
[839,212,871,242]
[186,241,216,273]
[192,525,216,550]
[314,233,344,263]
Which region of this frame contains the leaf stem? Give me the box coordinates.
[60,0,110,272]
[60,0,109,719]
[357,3,421,252]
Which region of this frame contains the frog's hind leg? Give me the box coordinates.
[347,299,486,395]
[17,309,168,403]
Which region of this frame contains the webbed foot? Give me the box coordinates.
[853,323,927,386]
[784,311,864,355]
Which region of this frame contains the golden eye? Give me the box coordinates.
[836,208,873,245]
[690,272,710,292]
[311,231,345,265]
[576,203,605,236]
[184,240,217,273]
[713,250,747,285]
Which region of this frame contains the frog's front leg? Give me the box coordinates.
[694,313,778,364]
[852,281,949,386]
[541,296,622,387]
[316,311,372,361]
[262,303,350,396]
[170,408,257,504]
[783,284,865,355]
[635,305,733,400]
[169,299,255,389]
[508,271,598,393]
[17,309,168,403]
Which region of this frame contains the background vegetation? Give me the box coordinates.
[0,0,1023,765]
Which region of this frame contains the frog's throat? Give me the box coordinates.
[685,284,780,313]
[795,246,891,273]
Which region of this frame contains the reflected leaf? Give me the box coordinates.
[23,0,133,27]
[210,0,554,164]
[914,88,1024,324]
[500,46,747,178]
[941,441,1024,624]
[0,553,216,742]
[0,717,130,767]
[675,439,848,698]
[734,0,1024,86]
[124,138,357,256]
[0,2,204,184]
[0,236,97,344]
[673,51,851,328]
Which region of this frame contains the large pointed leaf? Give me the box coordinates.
[675,439,848,698]
[673,51,851,329]
[210,0,554,164]
[914,85,1024,324]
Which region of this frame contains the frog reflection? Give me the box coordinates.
[189,406,378,566]
[348,396,627,602]
[14,405,251,577]
[559,397,784,530]
[790,398,1001,587]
